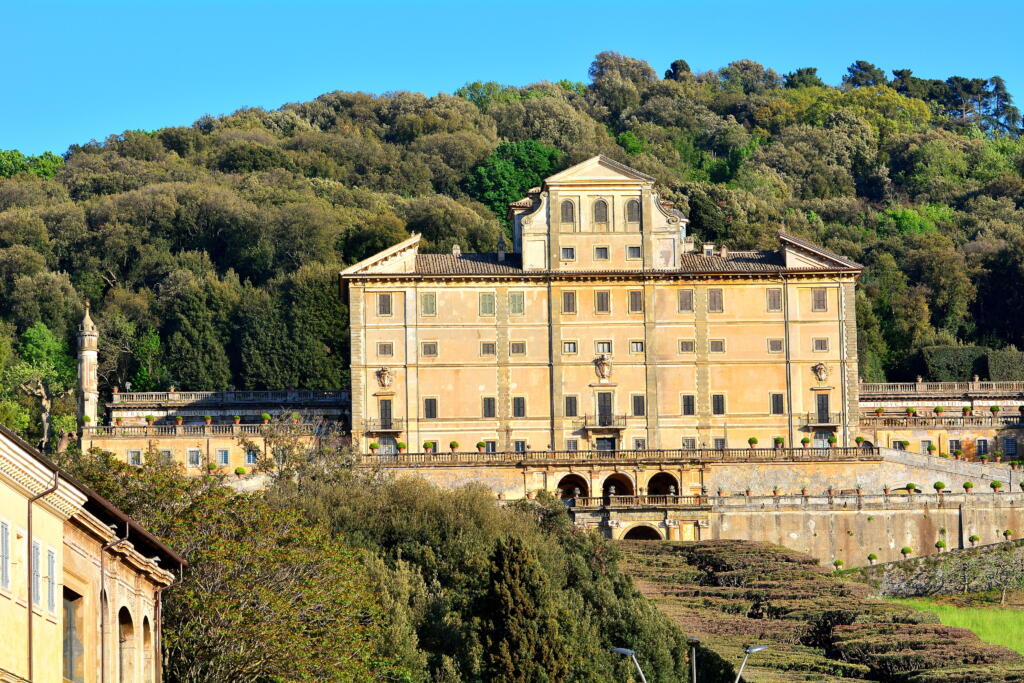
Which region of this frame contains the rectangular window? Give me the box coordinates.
[594,246,610,260]
[766,288,783,312]
[595,290,611,314]
[921,440,932,453]
[1005,437,1018,455]
[628,290,644,313]
[564,395,578,417]
[977,438,989,455]
[47,549,55,612]
[948,439,961,454]
[128,450,142,466]
[484,441,497,453]
[812,288,828,312]
[63,589,84,683]
[509,292,525,316]
[770,393,785,415]
[510,341,527,355]
[482,397,496,418]
[627,245,642,260]
[713,438,726,450]
[217,449,229,466]
[377,342,394,357]
[596,341,613,354]
[246,449,259,465]
[767,338,784,354]
[514,440,527,452]
[633,438,647,450]
[421,342,438,357]
[562,291,577,314]
[631,395,646,417]
[708,288,724,313]
[31,541,40,605]
[566,439,579,451]
[709,340,725,353]
[681,394,696,416]
[480,341,496,356]
[159,450,172,464]
[562,341,578,354]
[420,292,437,316]
[187,449,200,467]
[478,292,496,316]
[630,341,645,353]
[561,247,576,261]
[512,397,526,418]
[712,394,726,415]
[679,340,695,354]
[423,398,438,420]
[813,338,830,352]
[377,293,392,316]
[682,437,696,450]
[678,289,694,312]
[0,521,9,589]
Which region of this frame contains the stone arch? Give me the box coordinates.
[556,474,589,499]
[626,198,641,223]
[602,473,634,499]
[623,524,663,540]
[142,616,153,683]
[647,472,679,496]
[118,607,135,683]
[593,199,609,223]
[560,200,575,223]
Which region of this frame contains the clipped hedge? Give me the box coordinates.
[987,346,1024,381]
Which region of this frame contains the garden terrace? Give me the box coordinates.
[860,380,1024,400]
[109,390,349,407]
[83,424,325,438]
[859,414,1024,428]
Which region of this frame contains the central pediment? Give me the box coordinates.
[544,155,655,187]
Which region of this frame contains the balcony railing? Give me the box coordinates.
[572,495,705,509]
[364,418,405,433]
[110,390,348,406]
[799,412,844,427]
[859,414,1024,428]
[576,414,628,429]
[83,424,324,438]
[860,380,1024,398]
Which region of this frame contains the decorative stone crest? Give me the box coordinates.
[375,366,393,389]
[594,354,612,381]
[811,362,830,383]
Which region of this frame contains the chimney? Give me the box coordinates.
[497,235,506,262]
[719,245,728,258]
[452,244,461,257]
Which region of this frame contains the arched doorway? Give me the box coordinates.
[142,617,153,683]
[602,473,634,501]
[118,607,135,683]
[556,474,589,500]
[647,472,679,496]
[623,525,662,540]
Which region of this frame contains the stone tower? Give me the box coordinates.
[78,302,99,425]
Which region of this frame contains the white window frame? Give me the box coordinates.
[187,448,201,468]
[626,245,642,260]
[560,247,576,261]
[508,291,525,316]
[480,341,497,356]
[128,450,142,466]
[629,340,645,354]
[0,519,10,590]
[766,288,783,312]
[46,547,56,613]
[593,245,610,261]
[594,290,611,314]
[31,541,40,605]
[217,449,229,466]
[562,340,578,355]
[245,449,259,465]
[682,437,696,450]
[596,340,613,354]
[628,290,644,314]
[478,292,496,317]
[767,338,784,354]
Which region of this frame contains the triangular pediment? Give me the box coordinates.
[544,155,655,186]
[778,232,862,270]
[340,233,422,275]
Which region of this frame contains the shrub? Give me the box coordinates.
[855,436,864,444]
[867,553,877,561]
[953,449,962,456]
[449,441,460,450]
[987,346,1024,380]
[145,414,155,422]
[905,482,917,492]
[261,412,271,421]
[990,405,1001,413]
[801,436,810,444]
[991,480,1004,490]
[969,534,980,544]
[748,437,758,445]
[913,345,988,381]
[396,441,407,450]
[832,559,844,569]
[476,441,486,448]
[423,441,434,451]
[1004,529,1015,539]
[827,435,838,444]
[963,481,974,490]
[206,462,217,470]
[927,444,937,452]
[292,412,302,420]
[935,540,946,549]
[234,466,246,475]
[933,481,945,491]
[82,415,92,423]
[901,440,911,448]
[900,546,913,557]
[773,436,784,445]
[368,442,381,450]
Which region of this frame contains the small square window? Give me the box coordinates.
[628,291,643,313]
[509,292,525,316]
[566,439,579,451]
[595,291,611,314]
[512,397,526,418]
[678,289,694,313]
[708,288,724,313]
[596,341,613,354]
[813,338,829,352]
[679,340,695,353]
[594,246,610,260]
[423,397,438,419]
[766,288,783,312]
[420,292,437,316]
[812,288,828,312]
[564,395,578,417]
[562,341,578,354]
[128,450,141,466]
[767,339,784,354]
[510,341,527,355]
[682,437,696,450]
[482,397,496,418]
[421,341,438,357]
[630,341,645,353]
[479,292,496,316]
[633,438,647,450]
[561,247,576,261]
[376,293,392,316]
[713,438,726,450]
[710,339,725,353]
[217,449,229,466]
[681,395,695,415]
[627,245,642,260]
[377,342,394,357]
[514,440,527,452]
[562,291,577,314]
[480,342,496,356]
[187,449,201,467]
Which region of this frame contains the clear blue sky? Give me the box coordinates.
[6,0,1022,155]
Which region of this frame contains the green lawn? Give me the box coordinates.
[889,598,1024,654]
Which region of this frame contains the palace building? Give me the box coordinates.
[341,156,864,454]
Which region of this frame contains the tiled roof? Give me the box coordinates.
[677,251,787,272]
[415,253,524,274]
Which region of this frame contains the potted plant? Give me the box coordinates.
[175,415,183,425]
[832,559,844,570]
[933,481,946,493]
[855,436,864,446]
[396,441,407,453]
[905,407,916,416]
[369,442,380,452]
[991,480,1004,492]
[800,486,809,496]
[82,415,91,425]
[144,414,155,425]
[953,449,963,460]
[991,405,1001,414]
[980,454,990,463]
[449,440,460,452]
[883,485,891,494]
[968,534,980,546]
[234,466,246,478]
[901,440,911,450]
[772,486,781,496]
[748,437,758,448]
[1004,529,1014,540]
[906,482,917,494]
[993,450,1004,462]
[773,436,784,449]
[423,441,434,452]
[963,481,974,493]
[291,412,301,424]
[935,540,947,551]
[233,415,241,424]
[476,441,486,453]
[900,546,912,558]
[801,436,811,448]
[874,407,884,416]
[934,406,944,415]
[261,413,271,424]
[716,487,728,497]
[867,553,877,565]
[745,488,752,497]
[206,462,217,472]
[962,406,972,416]
[927,444,937,454]
[856,486,863,495]
[203,415,213,425]
[827,435,838,448]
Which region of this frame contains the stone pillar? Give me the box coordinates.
[78,302,99,425]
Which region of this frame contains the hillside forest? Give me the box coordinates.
[4,53,1024,447]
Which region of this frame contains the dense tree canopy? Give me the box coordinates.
[3,53,1024,445]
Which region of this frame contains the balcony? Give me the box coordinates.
[364,418,405,433]
[572,495,706,509]
[859,414,1024,429]
[799,412,843,427]
[576,414,627,430]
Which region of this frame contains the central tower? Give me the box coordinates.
[78,302,99,426]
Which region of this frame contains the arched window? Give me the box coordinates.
[594,199,609,223]
[118,607,135,683]
[560,200,575,223]
[626,199,641,223]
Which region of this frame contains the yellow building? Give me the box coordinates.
[342,156,863,455]
[0,424,184,682]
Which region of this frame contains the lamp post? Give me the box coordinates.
[734,645,768,683]
[611,647,647,683]
[687,637,700,682]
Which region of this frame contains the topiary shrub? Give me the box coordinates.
[234,466,246,476]
[423,441,434,451]
[905,482,917,493]
[449,441,460,450]
[991,480,1004,491]
[867,553,877,564]
[368,442,381,451]
[1004,529,1015,539]
[396,441,407,450]
[933,481,946,492]
[913,345,988,381]
[935,540,947,550]
[832,559,844,569]
[748,437,758,446]
[968,534,980,545]
[900,546,913,558]
[963,481,974,491]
